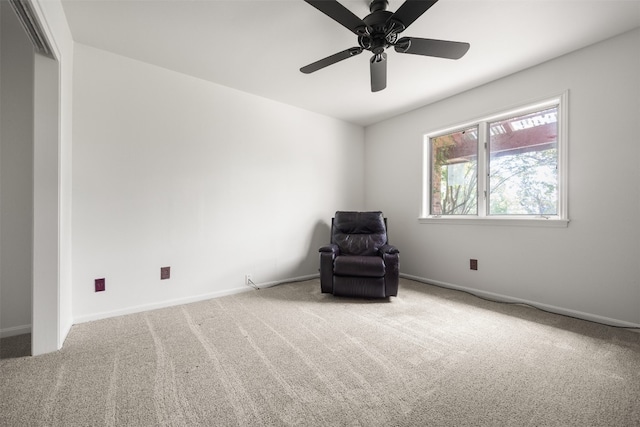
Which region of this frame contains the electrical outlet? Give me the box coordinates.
[95,278,105,292]
[245,274,252,286]
[161,266,170,280]
[470,259,478,270]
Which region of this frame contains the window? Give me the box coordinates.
[422,93,568,226]
[430,126,478,215]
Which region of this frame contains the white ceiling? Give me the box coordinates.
[60,0,640,126]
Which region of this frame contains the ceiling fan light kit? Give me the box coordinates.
[301,0,470,92]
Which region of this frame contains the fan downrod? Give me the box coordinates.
[369,0,389,13]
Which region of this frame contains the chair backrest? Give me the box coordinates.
[331,211,388,256]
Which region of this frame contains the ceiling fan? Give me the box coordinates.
[300,0,470,92]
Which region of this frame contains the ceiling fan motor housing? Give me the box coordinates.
[359,8,399,54]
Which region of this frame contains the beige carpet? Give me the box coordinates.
[1,278,639,426]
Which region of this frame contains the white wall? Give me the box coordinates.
[72,44,364,322]
[365,28,640,326]
[33,0,75,353]
[32,52,61,354]
[0,1,34,338]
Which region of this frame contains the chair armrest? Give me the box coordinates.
[381,245,400,297]
[379,244,399,255]
[319,244,340,255]
[319,244,339,294]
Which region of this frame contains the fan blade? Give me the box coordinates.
[389,0,439,30]
[394,37,470,59]
[304,0,368,35]
[370,53,387,92]
[300,47,363,74]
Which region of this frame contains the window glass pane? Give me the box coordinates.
[488,107,558,215]
[430,127,478,215]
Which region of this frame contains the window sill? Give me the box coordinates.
[418,216,570,228]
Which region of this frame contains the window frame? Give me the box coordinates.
[420,92,569,227]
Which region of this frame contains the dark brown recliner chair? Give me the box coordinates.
[319,211,399,298]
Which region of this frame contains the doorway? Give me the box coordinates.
[0,0,62,356]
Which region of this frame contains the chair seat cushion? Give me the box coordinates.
[334,255,385,277]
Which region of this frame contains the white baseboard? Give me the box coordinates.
[401,273,640,329]
[73,274,320,325]
[74,286,252,324]
[0,324,31,339]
